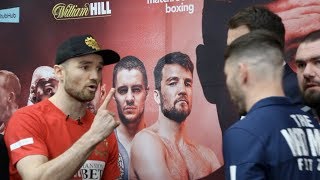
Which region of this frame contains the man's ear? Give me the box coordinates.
[238,63,249,85]
[7,91,19,110]
[54,65,64,81]
[7,92,16,103]
[145,85,149,98]
[154,89,161,105]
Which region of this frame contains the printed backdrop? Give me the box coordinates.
[0,0,223,173]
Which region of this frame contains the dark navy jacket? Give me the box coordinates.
[223,97,320,180]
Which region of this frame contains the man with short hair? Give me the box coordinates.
[112,56,148,180]
[295,29,320,119]
[227,6,305,111]
[130,52,220,180]
[223,30,320,179]
[197,6,305,133]
[227,6,285,46]
[0,70,21,180]
[0,70,21,134]
[5,34,121,179]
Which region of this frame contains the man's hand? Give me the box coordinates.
[89,88,120,142]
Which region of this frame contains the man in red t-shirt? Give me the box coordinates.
[5,34,121,180]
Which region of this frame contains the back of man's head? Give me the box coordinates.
[225,30,284,81]
[0,70,21,98]
[228,6,285,48]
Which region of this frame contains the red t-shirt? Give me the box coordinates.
[4,99,120,180]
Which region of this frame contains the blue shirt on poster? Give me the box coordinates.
[115,130,129,180]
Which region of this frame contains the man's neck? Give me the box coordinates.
[157,114,185,143]
[49,91,87,119]
[246,82,285,112]
[117,119,146,156]
[118,119,146,140]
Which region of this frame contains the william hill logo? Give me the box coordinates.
[52,1,112,20]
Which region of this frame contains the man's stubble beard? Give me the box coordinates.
[227,78,247,117]
[117,103,144,126]
[160,93,191,123]
[64,78,96,103]
[303,89,320,114]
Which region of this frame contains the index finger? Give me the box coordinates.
[98,88,115,111]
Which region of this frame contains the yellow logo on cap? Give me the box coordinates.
[85,37,101,50]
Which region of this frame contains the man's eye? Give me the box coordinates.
[81,66,88,70]
[168,82,177,86]
[118,89,128,95]
[132,88,142,93]
[45,88,53,95]
[295,62,305,70]
[185,82,192,87]
[315,60,320,66]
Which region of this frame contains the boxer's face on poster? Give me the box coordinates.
[227,25,250,45]
[159,64,193,123]
[0,76,9,123]
[32,78,58,103]
[114,69,148,125]
[295,39,320,108]
[0,75,16,124]
[63,54,103,102]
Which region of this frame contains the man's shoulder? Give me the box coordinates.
[131,127,165,152]
[15,99,53,117]
[225,117,252,132]
[223,119,262,144]
[131,128,167,161]
[226,113,281,135]
[7,100,57,131]
[133,128,160,142]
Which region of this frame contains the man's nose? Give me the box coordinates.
[126,90,134,104]
[303,63,316,79]
[90,69,100,81]
[178,82,187,95]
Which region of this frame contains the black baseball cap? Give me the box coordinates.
[55,34,120,65]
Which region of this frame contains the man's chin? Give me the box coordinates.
[175,106,191,112]
[78,97,95,103]
[165,112,189,123]
[170,117,186,124]
[304,98,320,109]
[120,115,141,124]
